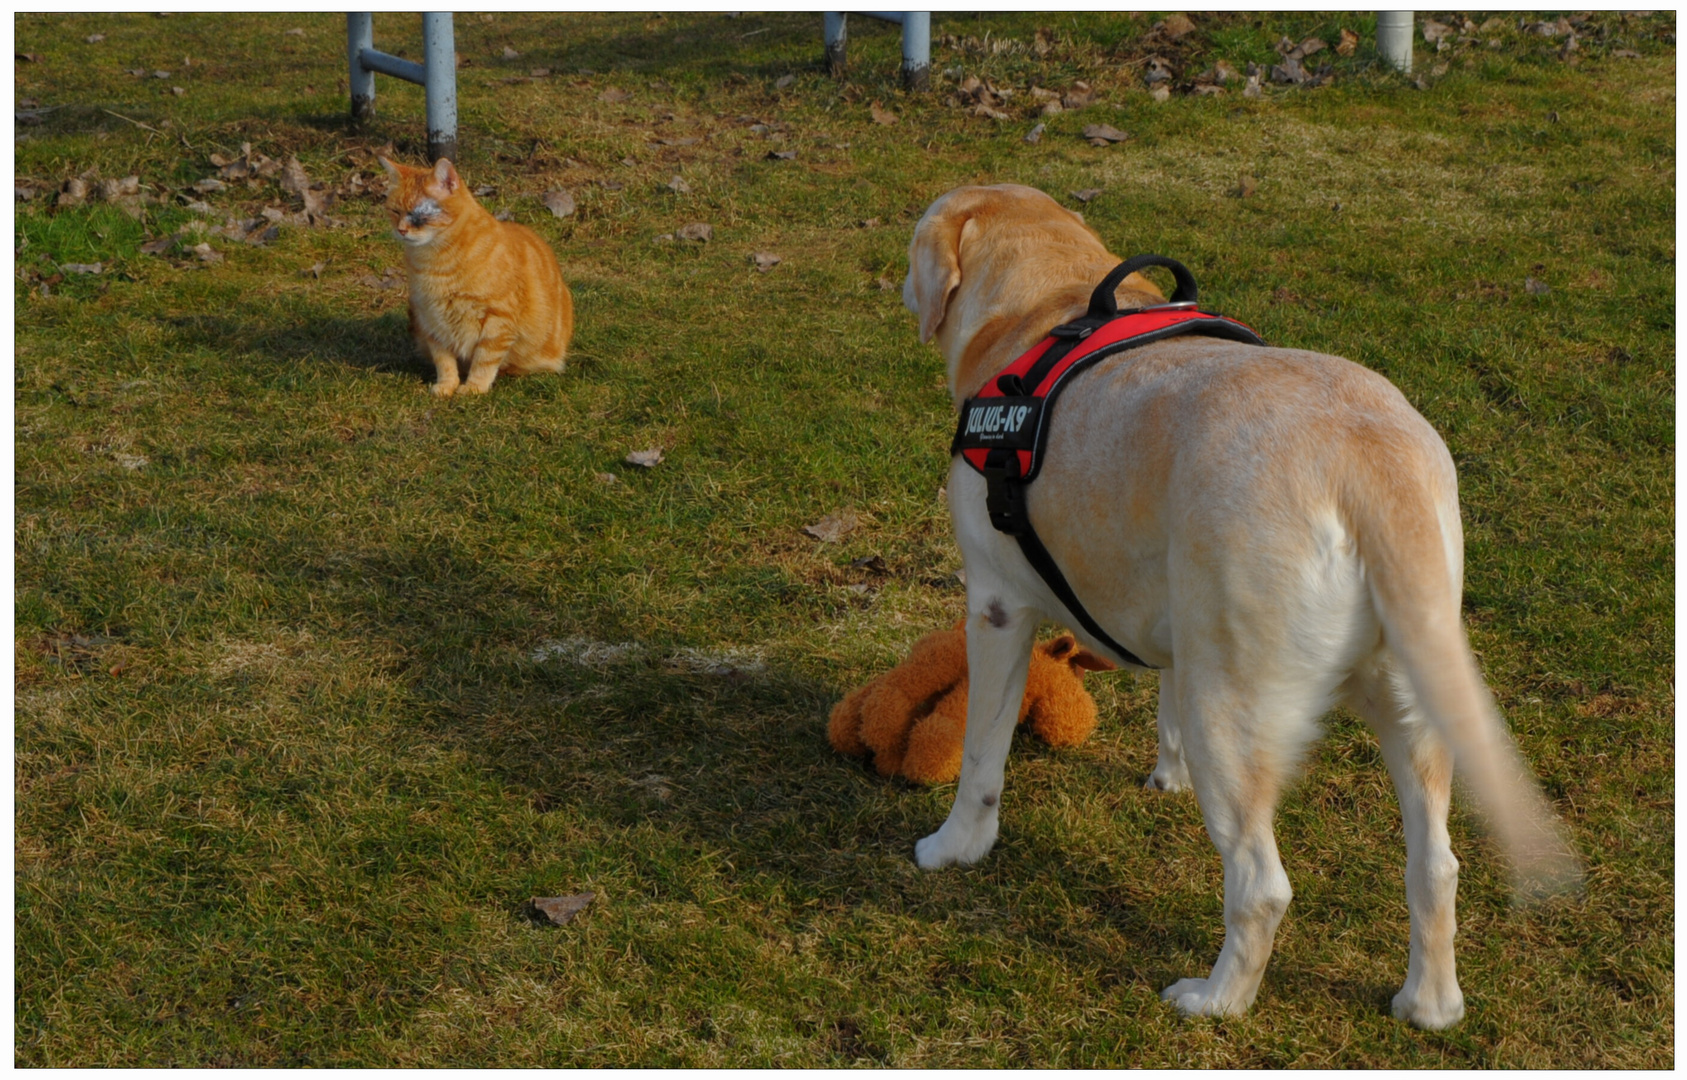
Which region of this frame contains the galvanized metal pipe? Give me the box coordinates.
[899,11,930,91]
[422,12,457,163]
[359,47,425,85]
[1377,11,1414,73]
[823,12,848,75]
[347,12,375,122]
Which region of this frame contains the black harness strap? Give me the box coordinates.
[953,255,1265,671]
[981,445,1156,669]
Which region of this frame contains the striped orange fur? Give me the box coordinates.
[380,156,574,397]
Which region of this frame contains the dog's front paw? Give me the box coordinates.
[1145,755,1191,793]
[1161,977,1247,1019]
[914,816,998,869]
[1391,984,1465,1030]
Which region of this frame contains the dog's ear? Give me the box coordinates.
[906,209,974,344]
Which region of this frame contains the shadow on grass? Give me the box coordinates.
[305,535,1207,997]
[165,310,426,381]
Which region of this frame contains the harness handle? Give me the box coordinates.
[1087,254,1199,318]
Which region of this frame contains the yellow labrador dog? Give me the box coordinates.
[903,184,1578,1028]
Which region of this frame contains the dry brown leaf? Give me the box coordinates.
[1161,13,1196,39]
[751,252,781,272]
[666,175,691,194]
[192,243,222,264]
[625,448,664,468]
[531,893,594,926]
[501,45,520,59]
[676,222,712,242]
[84,33,105,44]
[1070,188,1101,203]
[1061,81,1097,109]
[542,189,576,218]
[869,100,898,125]
[279,156,311,196]
[1234,173,1258,198]
[1081,123,1129,144]
[774,74,795,90]
[1525,277,1550,295]
[301,261,325,278]
[1337,28,1359,56]
[597,86,629,103]
[765,149,797,161]
[802,511,859,544]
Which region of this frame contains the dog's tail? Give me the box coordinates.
[1345,430,1581,902]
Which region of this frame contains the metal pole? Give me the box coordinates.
[1376,11,1414,73]
[422,12,457,163]
[823,12,847,75]
[901,12,930,91]
[347,12,375,123]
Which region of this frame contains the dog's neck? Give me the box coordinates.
[944,282,1167,405]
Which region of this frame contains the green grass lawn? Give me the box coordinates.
[14,11,1674,1067]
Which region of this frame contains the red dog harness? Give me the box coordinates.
[950,255,1265,669]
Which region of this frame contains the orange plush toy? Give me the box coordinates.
[829,623,1115,784]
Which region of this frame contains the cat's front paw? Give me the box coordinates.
[454,382,490,396]
[430,381,458,398]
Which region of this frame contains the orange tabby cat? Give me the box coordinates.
[379,156,574,396]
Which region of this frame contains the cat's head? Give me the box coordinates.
[379,156,472,246]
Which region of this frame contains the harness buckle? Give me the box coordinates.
[1049,322,1096,340]
[982,448,1031,537]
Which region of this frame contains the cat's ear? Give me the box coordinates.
[430,157,461,195]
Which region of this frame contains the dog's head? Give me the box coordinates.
[903,185,1167,399]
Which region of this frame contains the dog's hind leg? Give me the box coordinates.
[1160,665,1313,1018]
[1146,670,1192,792]
[915,596,1037,869]
[1346,654,1465,1029]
